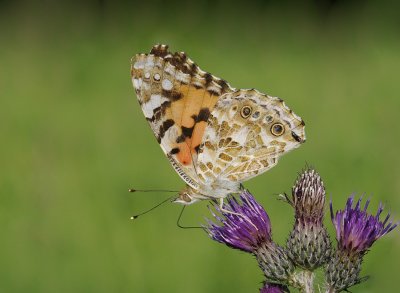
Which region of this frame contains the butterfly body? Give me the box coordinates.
[131,44,306,205]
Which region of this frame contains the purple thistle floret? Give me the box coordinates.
[260,282,287,293]
[330,195,398,254]
[206,190,272,253]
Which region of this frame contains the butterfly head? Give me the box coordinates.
[174,186,203,205]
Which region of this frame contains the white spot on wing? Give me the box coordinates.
[145,56,155,68]
[162,79,173,90]
[164,63,175,75]
[142,94,169,119]
[207,85,221,95]
[133,78,142,89]
[176,71,190,83]
[133,60,145,69]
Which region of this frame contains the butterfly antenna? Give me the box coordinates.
[176,206,204,229]
[129,188,179,193]
[130,196,175,220]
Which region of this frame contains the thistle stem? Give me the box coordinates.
[290,270,314,293]
[303,270,314,293]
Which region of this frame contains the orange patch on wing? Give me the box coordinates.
[170,84,222,163]
[187,91,219,150]
[191,121,207,151]
[176,140,192,165]
[202,92,219,110]
[170,84,220,127]
[179,84,205,128]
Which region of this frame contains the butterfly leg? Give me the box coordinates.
[218,198,258,230]
[218,198,250,219]
[218,198,240,216]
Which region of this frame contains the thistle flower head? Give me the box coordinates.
[206,190,272,253]
[206,190,295,285]
[326,195,398,291]
[330,195,398,255]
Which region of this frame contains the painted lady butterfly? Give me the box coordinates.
[131,44,305,207]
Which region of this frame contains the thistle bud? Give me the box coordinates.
[286,168,332,270]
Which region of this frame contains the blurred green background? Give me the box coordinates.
[1,0,399,292]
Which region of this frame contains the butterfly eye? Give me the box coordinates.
[240,106,252,118]
[181,192,191,202]
[271,123,285,136]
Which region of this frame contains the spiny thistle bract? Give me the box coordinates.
[205,167,398,292]
[326,196,398,292]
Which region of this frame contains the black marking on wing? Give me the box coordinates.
[150,44,169,57]
[182,126,194,138]
[283,119,291,127]
[176,126,194,143]
[216,78,230,92]
[204,73,213,86]
[166,52,197,77]
[170,91,183,101]
[170,147,180,154]
[176,135,185,143]
[193,83,203,89]
[291,131,304,143]
[158,119,175,140]
[191,108,211,123]
[207,88,220,96]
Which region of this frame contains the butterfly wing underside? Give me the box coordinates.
[196,89,306,185]
[131,44,234,189]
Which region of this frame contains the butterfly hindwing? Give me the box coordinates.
[196,89,306,183]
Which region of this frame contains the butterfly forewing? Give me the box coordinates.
[131,44,234,188]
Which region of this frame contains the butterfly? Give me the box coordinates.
[131,44,306,208]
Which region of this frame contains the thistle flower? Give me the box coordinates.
[331,196,397,254]
[286,168,332,270]
[206,190,295,285]
[326,195,398,292]
[260,282,288,293]
[206,190,272,252]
